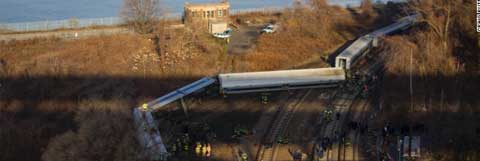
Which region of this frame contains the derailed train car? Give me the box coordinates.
[218,68,346,94]
[335,35,375,70]
[335,14,418,70]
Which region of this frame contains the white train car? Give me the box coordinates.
[132,108,169,160]
[132,77,216,160]
[335,35,374,70]
[218,68,346,94]
[371,14,418,37]
[335,14,418,70]
[146,77,216,112]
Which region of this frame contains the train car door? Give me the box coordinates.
[338,58,347,69]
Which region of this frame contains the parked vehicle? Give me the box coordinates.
[261,24,277,34]
[213,28,232,39]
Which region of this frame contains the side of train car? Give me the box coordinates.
[218,68,346,94]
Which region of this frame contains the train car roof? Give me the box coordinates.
[371,14,418,37]
[336,36,373,59]
[145,77,216,111]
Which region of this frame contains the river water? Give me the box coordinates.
[0,0,404,23]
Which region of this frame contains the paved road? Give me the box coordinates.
[228,24,261,55]
[0,27,132,41]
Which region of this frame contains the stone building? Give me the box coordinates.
[183,1,230,33]
[184,1,230,21]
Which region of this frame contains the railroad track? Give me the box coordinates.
[256,89,312,161]
[338,98,370,161]
[327,93,356,161]
[312,86,361,161]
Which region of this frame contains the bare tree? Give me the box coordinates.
[408,0,459,51]
[360,0,374,16]
[42,101,143,161]
[305,0,335,38]
[121,0,164,34]
[310,0,329,10]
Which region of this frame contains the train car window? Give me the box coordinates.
[339,58,347,69]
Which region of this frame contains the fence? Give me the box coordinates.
[230,7,284,15]
[0,17,122,32]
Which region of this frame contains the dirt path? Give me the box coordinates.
[227,25,261,55]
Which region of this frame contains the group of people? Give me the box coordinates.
[170,133,213,158]
[171,133,191,153]
[261,94,269,104]
[348,121,368,134]
[194,142,212,157]
[323,109,334,122]
[320,137,332,151]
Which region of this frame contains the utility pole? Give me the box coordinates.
[410,48,413,112]
[180,98,189,118]
[143,53,147,79]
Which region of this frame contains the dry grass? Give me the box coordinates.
[0,28,226,77]
[237,2,360,71]
[0,35,145,76]
[0,27,226,161]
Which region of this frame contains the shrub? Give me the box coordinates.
[42,100,144,161]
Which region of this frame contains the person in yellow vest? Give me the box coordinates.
[183,135,189,151]
[241,152,248,161]
[183,143,189,151]
[206,143,212,157]
[195,142,202,156]
[201,144,208,157]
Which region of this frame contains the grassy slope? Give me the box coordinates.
[0,6,385,161]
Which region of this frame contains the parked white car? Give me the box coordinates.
[261,24,277,34]
[213,28,232,39]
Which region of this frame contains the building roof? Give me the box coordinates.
[185,1,230,11]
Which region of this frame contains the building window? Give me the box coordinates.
[218,10,223,17]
